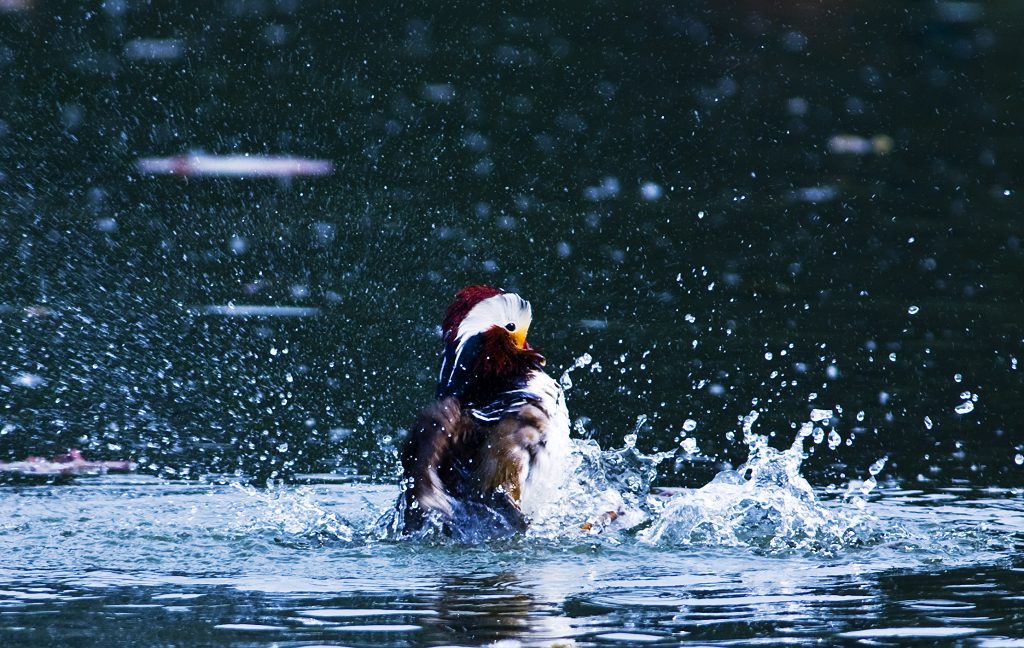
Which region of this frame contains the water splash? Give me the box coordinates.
[559,353,593,391]
[527,429,672,537]
[230,482,355,544]
[370,413,672,544]
[636,412,882,553]
[843,456,888,509]
[232,408,884,555]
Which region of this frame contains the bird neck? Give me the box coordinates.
[458,328,543,408]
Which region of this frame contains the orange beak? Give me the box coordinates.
[510,327,528,349]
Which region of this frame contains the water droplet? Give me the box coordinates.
[908,305,919,315]
[809,408,833,422]
[888,352,897,362]
[954,401,975,415]
[1015,454,1024,466]
[741,411,760,441]
[682,419,697,432]
[764,352,773,361]
[680,437,698,454]
[827,430,842,450]
[868,456,887,476]
[924,416,933,430]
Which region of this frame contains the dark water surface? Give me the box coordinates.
[1,0,1023,645]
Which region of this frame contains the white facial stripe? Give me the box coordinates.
[437,352,449,385]
[456,293,532,343]
[445,337,471,387]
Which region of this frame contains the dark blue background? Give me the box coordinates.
[1,0,1021,486]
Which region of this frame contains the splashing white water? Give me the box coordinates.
[231,482,355,543]
[559,353,594,391]
[636,412,882,553]
[237,403,883,554]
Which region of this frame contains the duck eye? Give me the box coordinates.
[505,322,516,332]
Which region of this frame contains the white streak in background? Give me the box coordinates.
[0,449,136,475]
[0,304,53,317]
[827,134,894,156]
[579,319,608,329]
[124,38,185,61]
[0,0,32,12]
[193,305,321,317]
[137,155,334,177]
[11,372,44,388]
[790,186,837,203]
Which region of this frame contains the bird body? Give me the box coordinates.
[400,285,570,534]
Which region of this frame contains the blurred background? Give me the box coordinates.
[0,0,1021,487]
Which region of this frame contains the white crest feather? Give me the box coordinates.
[455,293,532,342]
